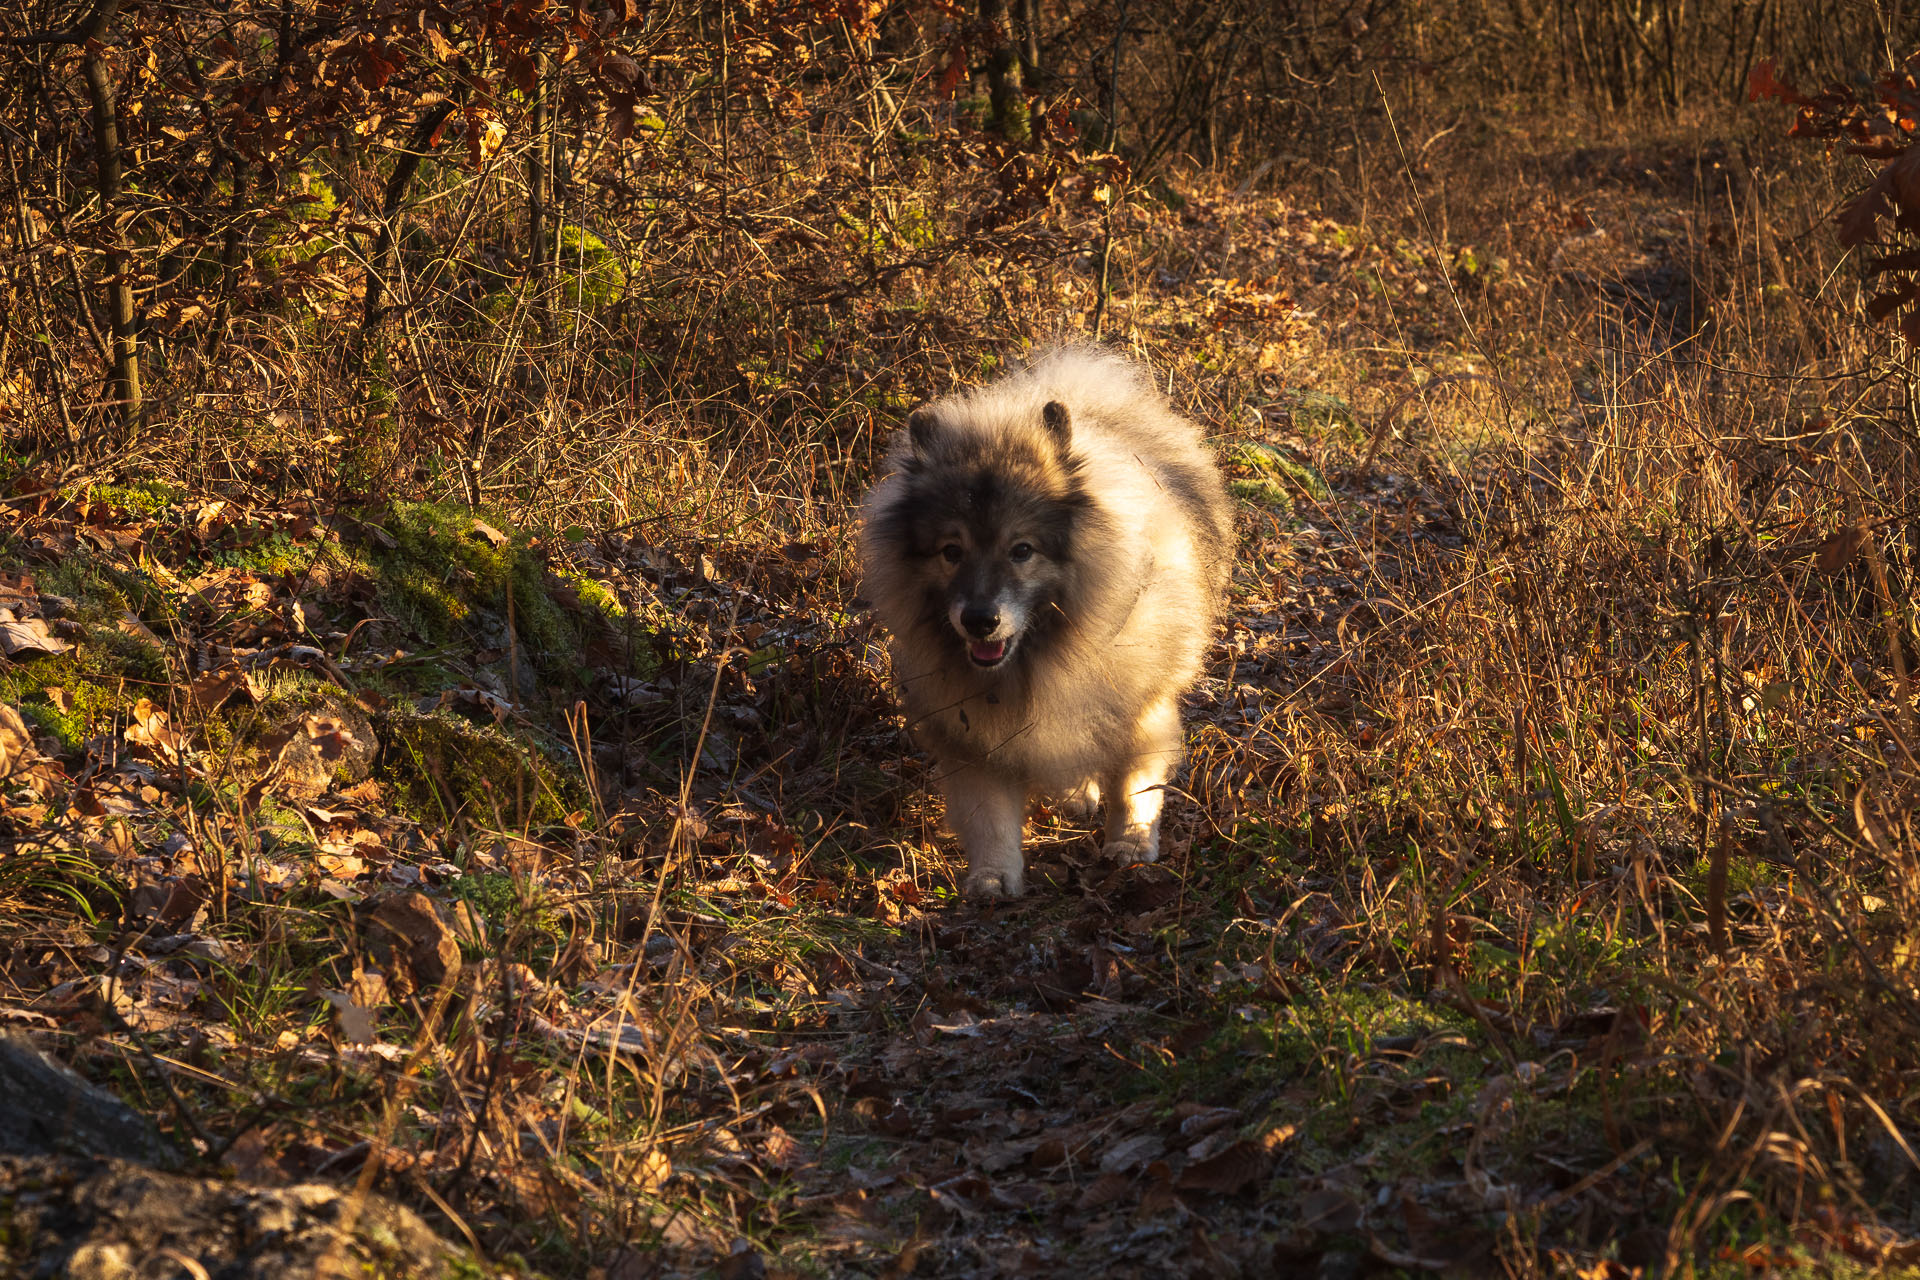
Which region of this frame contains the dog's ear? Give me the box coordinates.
[1041,400,1072,450]
[907,406,939,455]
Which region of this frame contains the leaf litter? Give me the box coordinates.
[4,147,1920,1280]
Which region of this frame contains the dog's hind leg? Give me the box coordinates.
[1102,699,1181,865]
[943,767,1028,899]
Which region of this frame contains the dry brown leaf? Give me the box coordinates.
[125,698,188,763]
[1076,1172,1134,1211]
[1175,1105,1240,1139]
[188,667,248,714]
[317,852,367,878]
[361,892,462,992]
[758,1124,812,1171]
[0,616,68,658]
[1816,525,1868,573]
[0,703,36,777]
[632,1147,672,1195]
[1174,1140,1267,1196]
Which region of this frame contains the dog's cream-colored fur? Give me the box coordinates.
[858,346,1232,898]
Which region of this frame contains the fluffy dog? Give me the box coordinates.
[857,346,1233,899]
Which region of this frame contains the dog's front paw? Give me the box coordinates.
[963,868,1024,900]
[1105,834,1160,865]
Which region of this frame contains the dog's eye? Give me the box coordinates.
[1009,542,1034,563]
[940,544,963,564]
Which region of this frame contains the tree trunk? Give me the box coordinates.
[981,0,1028,140]
[527,53,551,287]
[359,98,458,345]
[1018,0,1041,86]
[78,0,139,427]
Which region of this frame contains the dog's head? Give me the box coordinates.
[869,399,1087,671]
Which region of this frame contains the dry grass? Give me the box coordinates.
[6,51,1920,1277]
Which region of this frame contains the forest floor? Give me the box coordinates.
[5,108,1919,1279]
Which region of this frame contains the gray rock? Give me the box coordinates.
[0,1032,176,1168]
[0,1039,486,1277]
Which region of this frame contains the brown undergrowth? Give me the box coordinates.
[6,85,1920,1278]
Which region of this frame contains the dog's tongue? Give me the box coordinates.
[970,639,1006,663]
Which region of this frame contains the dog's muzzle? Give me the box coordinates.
[957,603,1011,667]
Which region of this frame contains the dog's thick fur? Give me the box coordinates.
[858,346,1232,899]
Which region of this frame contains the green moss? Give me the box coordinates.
[255,169,345,275]
[1230,476,1294,514]
[557,569,625,621]
[1227,442,1329,513]
[206,530,344,577]
[1282,390,1360,441]
[85,480,182,518]
[298,171,338,218]
[554,225,624,309]
[361,501,640,693]
[0,633,169,752]
[377,501,536,638]
[376,705,583,829]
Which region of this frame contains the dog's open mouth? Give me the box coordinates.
[969,639,1008,667]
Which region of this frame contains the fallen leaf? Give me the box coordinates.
[0,704,36,777]
[0,617,68,658]
[317,989,381,1044]
[1816,525,1868,572]
[1076,1172,1135,1211]
[1100,1132,1166,1175]
[361,891,462,992]
[1174,1140,1267,1195]
[188,667,250,714]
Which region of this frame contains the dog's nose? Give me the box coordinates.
[961,606,999,637]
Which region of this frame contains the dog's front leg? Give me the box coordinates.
[1102,763,1168,864]
[1103,699,1180,865]
[943,767,1027,899]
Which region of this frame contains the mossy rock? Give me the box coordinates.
[356,501,625,691]
[1226,442,1329,515]
[238,683,379,799]
[1281,389,1363,442]
[375,705,584,830]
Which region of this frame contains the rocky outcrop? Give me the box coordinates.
[0,1032,176,1167]
[0,1034,478,1278]
[0,1154,462,1279]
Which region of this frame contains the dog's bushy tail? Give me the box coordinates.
[1014,344,1161,418]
